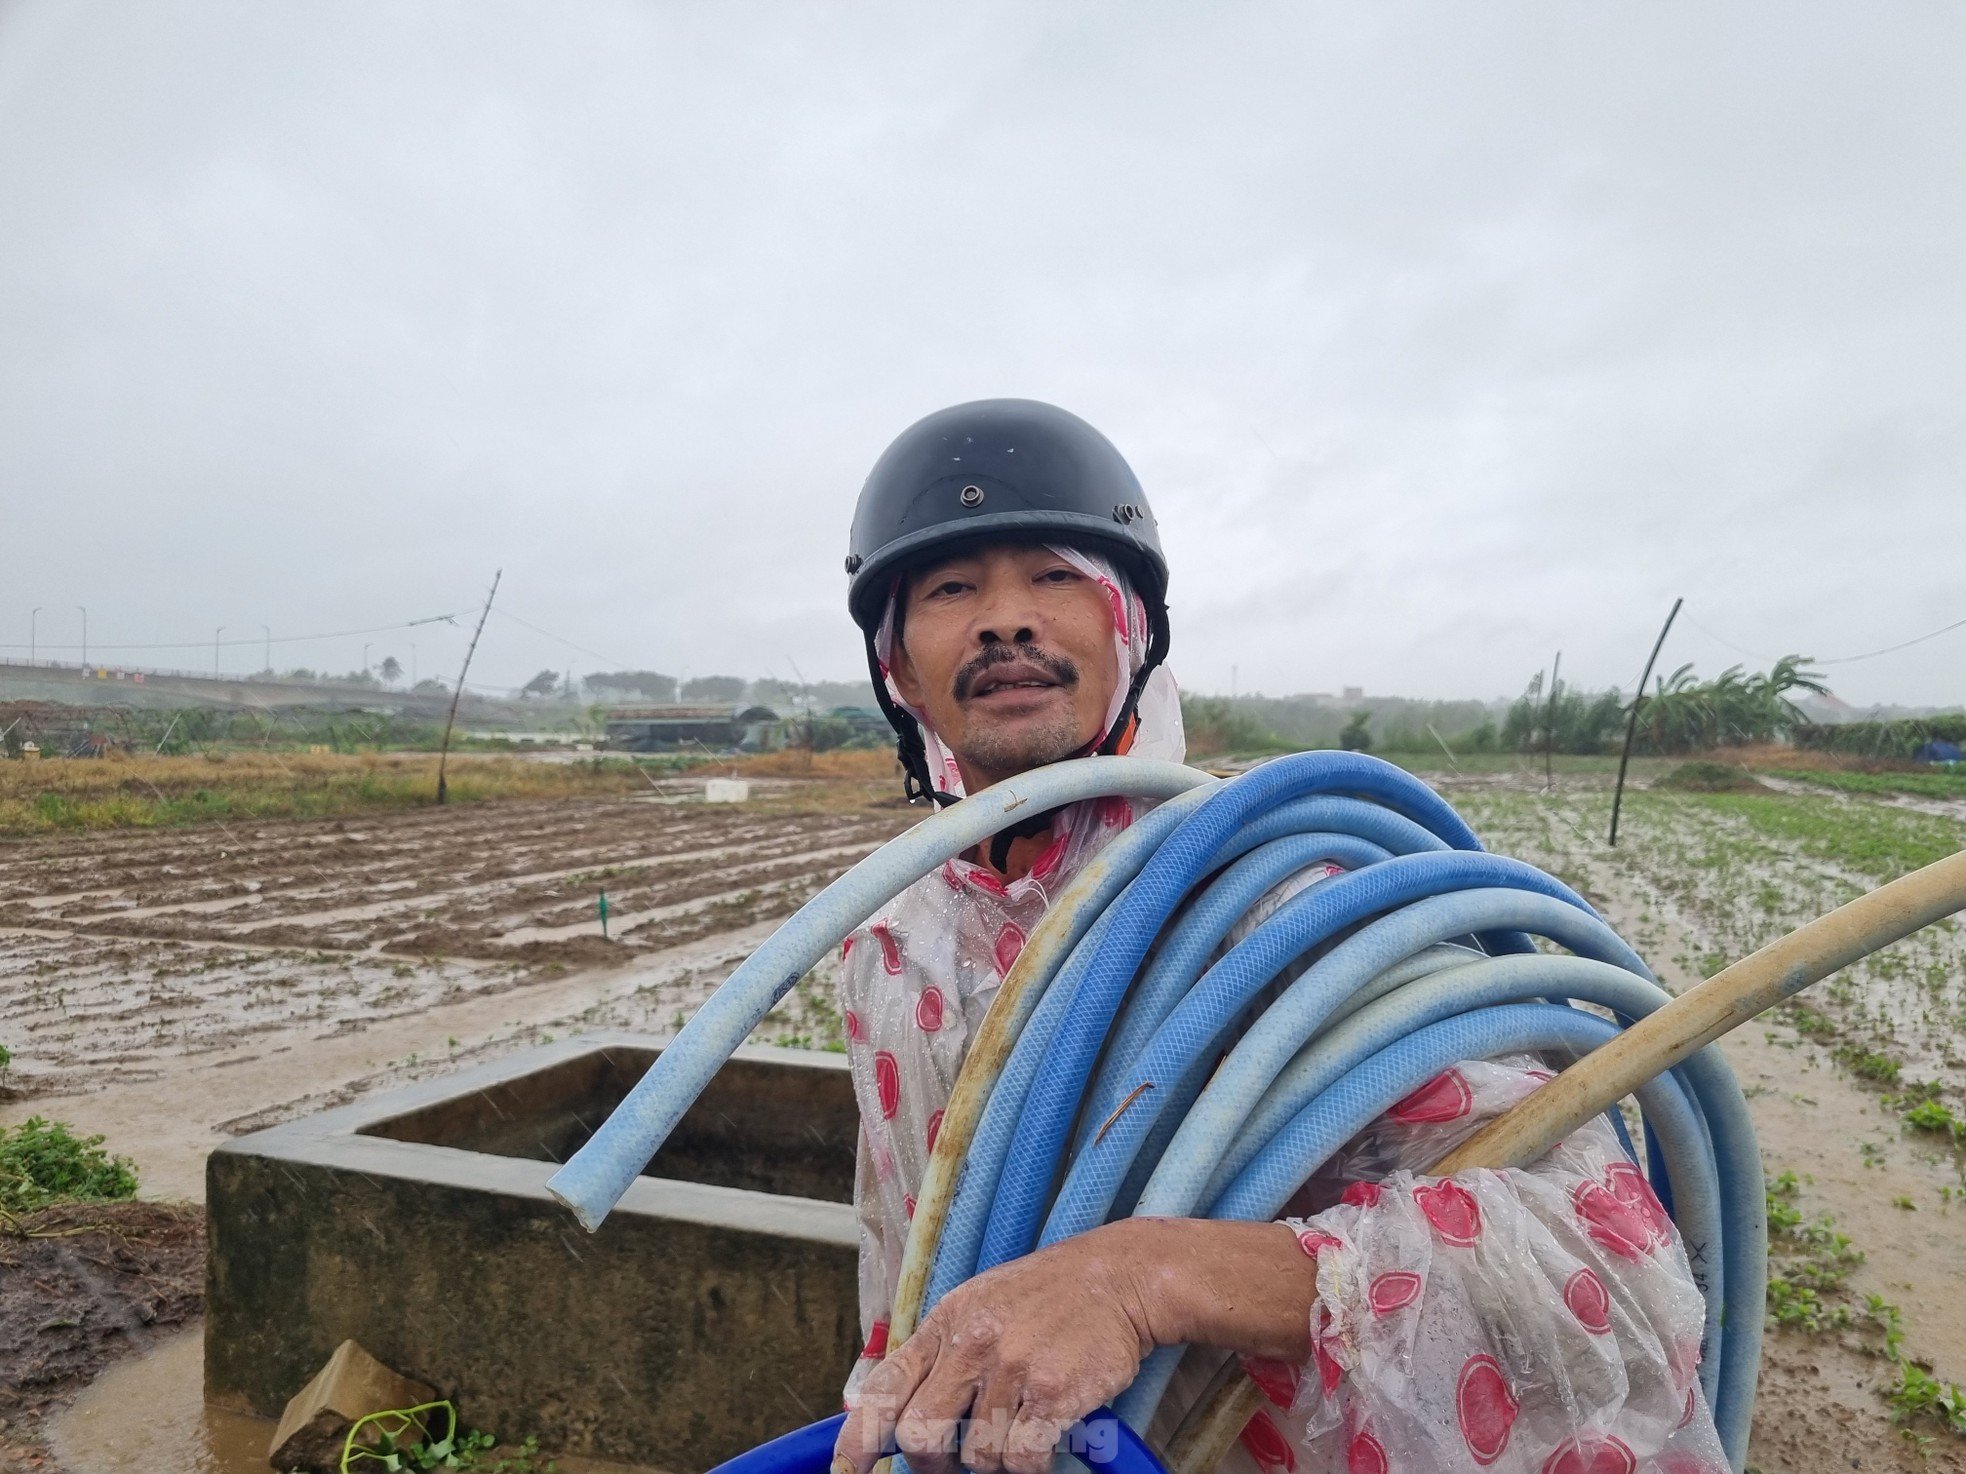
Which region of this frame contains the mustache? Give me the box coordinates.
[953,644,1080,701]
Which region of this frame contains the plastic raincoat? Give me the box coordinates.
[837,549,1727,1474]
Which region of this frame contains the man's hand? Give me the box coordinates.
[832,1219,1316,1474]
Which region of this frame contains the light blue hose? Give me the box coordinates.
[1027,867,1615,1258]
[547,758,1213,1228]
[1079,828,1398,1153]
[547,751,1760,1473]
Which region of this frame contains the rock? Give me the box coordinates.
[268,1340,437,1474]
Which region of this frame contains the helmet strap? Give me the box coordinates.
[864,602,1168,803]
[862,632,957,806]
[1093,606,1171,757]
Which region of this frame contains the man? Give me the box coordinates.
[832,400,1722,1474]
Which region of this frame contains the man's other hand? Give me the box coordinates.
[831,1218,1316,1474]
[834,1222,1152,1474]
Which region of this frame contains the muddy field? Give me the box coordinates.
[0,787,908,1105]
[1450,770,1966,1472]
[3,765,1964,1471]
[0,1202,204,1474]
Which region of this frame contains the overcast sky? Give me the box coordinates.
[2,3,1961,706]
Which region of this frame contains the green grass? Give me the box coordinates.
[1384,751,1663,777]
[1835,1045,1903,1085]
[1659,760,1767,792]
[1688,790,1965,881]
[1890,1361,1966,1435]
[0,1116,139,1213]
[1903,1098,1965,1142]
[1773,767,1966,801]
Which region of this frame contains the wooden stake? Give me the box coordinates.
[436,570,500,805]
[1608,597,1682,846]
[1543,650,1561,790]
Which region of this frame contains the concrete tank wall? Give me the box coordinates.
[205,1035,861,1470]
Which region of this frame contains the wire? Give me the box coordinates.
[1683,611,1966,669]
[1680,616,1778,665]
[0,612,462,653]
[488,606,641,672]
[1816,613,1966,665]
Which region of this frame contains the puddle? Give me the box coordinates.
[51,1327,273,1474]
[51,1324,667,1474]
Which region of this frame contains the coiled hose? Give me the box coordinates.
[552,752,1780,1471]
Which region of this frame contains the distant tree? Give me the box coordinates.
[411,678,448,695]
[1625,655,1826,755]
[1179,695,1285,758]
[749,677,805,707]
[681,674,747,701]
[583,670,678,702]
[378,655,403,685]
[1338,710,1373,751]
[339,668,381,688]
[522,668,561,698]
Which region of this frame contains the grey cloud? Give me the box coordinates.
[1,2,1960,704]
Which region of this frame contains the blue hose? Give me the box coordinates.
[549,751,1761,1473]
[547,757,1214,1228]
[708,1407,1167,1474]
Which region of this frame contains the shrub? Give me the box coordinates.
[1657,761,1768,793]
[0,1117,139,1212]
[1179,696,1286,757]
[1795,714,1966,760]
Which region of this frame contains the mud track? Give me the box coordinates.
[0,1201,204,1473]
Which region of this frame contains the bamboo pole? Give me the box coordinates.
[436,570,500,805]
[1608,597,1682,846]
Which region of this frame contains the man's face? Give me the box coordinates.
[888,543,1121,792]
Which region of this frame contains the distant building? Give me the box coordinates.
[1342,686,1364,701]
[603,704,780,753]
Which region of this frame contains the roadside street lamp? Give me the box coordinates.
[262,625,271,677]
[214,626,225,677]
[29,608,40,663]
[76,605,87,668]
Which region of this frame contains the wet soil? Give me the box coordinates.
[47,1327,663,1474]
[1439,767,1966,1471]
[0,790,901,1199]
[0,1201,204,1474]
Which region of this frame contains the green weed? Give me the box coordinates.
[1889,1362,1966,1436]
[1836,1046,1903,1085]
[1904,1099,1965,1142]
[1786,1003,1837,1039]
[0,1117,139,1213]
[1778,768,1966,802]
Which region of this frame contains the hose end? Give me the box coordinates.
[545,1160,621,1233]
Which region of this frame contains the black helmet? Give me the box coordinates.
[845,398,1171,804]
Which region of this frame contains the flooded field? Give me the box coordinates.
[0,789,909,1198]
[1450,769,1966,1471]
[4,763,1964,1472]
